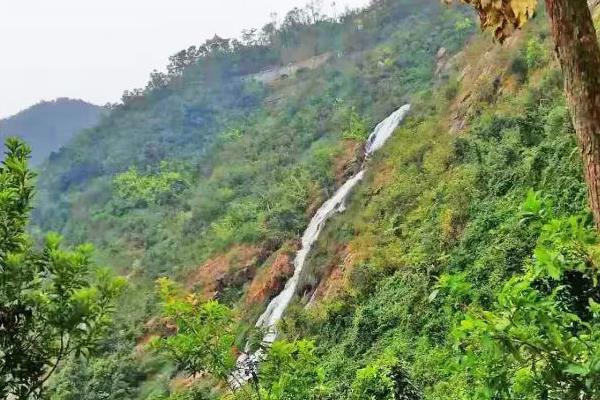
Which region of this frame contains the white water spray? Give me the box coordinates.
[230,104,411,387]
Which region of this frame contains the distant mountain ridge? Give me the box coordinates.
[0,98,103,164]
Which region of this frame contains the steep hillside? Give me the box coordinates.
[34,1,600,399]
[0,98,103,164]
[37,1,477,398]
[33,0,472,277]
[278,7,600,399]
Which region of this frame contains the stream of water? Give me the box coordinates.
[230,104,411,387]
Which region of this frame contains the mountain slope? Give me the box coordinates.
[37,1,478,398]
[33,0,472,275]
[36,0,600,400]
[34,1,600,399]
[0,98,103,164]
[279,8,599,399]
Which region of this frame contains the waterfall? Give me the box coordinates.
[365,105,412,155]
[230,104,411,388]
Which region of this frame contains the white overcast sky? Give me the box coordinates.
[0,0,370,119]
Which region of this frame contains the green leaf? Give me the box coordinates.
[563,364,589,376]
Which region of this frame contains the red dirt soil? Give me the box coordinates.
[245,249,295,305]
[186,245,261,300]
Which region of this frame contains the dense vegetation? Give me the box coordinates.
[33,0,471,277]
[2,0,598,399]
[30,1,473,397]
[282,29,600,397]
[0,98,103,164]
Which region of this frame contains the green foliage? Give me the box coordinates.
[32,0,473,278]
[151,384,220,400]
[256,340,328,400]
[219,128,243,143]
[154,278,329,400]
[26,1,600,398]
[0,138,125,399]
[430,272,473,304]
[351,353,421,400]
[152,278,237,382]
[113,162,189,208]
[49,353,147,400]
[525,38,549,70]
[278,26,590,397]
[455,209,600,399]
[33,2,600,399]
[209,198,266,250]
[341,107,369,141]
[27,0,478,397]
[454,16,474,32]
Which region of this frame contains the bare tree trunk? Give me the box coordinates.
[545,0,600,228]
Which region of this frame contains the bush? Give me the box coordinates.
[351,353,421,400]
[525,38,549,70]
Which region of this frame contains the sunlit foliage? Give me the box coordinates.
[0,139,125,399]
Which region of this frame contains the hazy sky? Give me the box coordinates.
[0,0,370,119]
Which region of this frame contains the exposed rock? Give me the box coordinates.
[169,373,207,393]
[186,245,261,300]
[305,244,350,304]
[458,65,471,82]
[245,248,296,305]
[436,47,447,59]
[435,47,452,80]
[334,140,363,184]
[243,52,332,84]
[310,264,345,303]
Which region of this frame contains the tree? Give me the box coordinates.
[49,352,146,400]
[255,340,328,400]
[152,278,238,384]
[0,138,126,399]
[445,0,600,230]
[113,163,189,208]
[341,106,369,141]
[350,353,422,400]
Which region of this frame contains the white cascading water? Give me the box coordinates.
[230,104,411,388]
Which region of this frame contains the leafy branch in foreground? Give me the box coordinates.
[151,277,238,385]
[0,138,126,399]
[453,192,600,399]
[443,0,536,43]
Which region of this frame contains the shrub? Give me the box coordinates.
[525,38,549,70]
